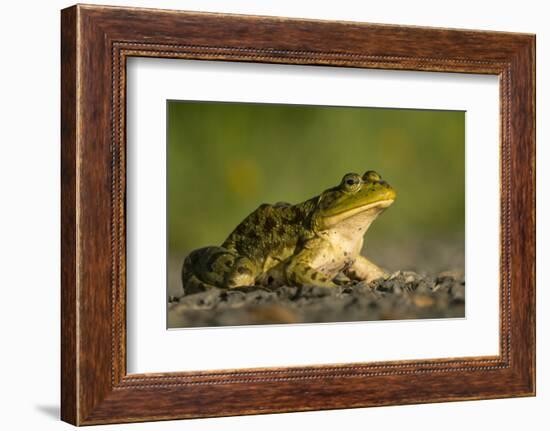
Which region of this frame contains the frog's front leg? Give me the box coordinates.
[345,255,388,283]
[284,245,338,288]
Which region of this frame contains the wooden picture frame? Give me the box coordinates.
[61,4,535,425]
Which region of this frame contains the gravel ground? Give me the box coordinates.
[168,270,465,328]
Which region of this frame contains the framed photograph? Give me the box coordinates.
[61,4,535,425]
[164,100,466,328]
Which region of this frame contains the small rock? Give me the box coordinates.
[275,285,299,299]
[295,285,335,299]
[178,288,223,309]
[242,288,277,304]
[248,304,300,324]
[403,271,418,283]
[412,294,436,308]
[450,284,465,301]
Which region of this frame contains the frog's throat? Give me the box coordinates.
[319,199,394,228]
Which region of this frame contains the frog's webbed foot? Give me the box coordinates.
[345,255,388,283]
[181,246,256,294]
[225,256,257,288]
[333,272,352,286]
[256,262,287,288]
[284,259,337,288]
[183,273,219,295]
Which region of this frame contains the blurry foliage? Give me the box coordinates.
[168,101,464,256]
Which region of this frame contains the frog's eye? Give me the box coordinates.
[363,170,382,182]
[341,173,362,191]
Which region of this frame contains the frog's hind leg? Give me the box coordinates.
[285,255,338,288]
[181,246,234,294]
[181,246,257,294]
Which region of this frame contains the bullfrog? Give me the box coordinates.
[181,170,396,294]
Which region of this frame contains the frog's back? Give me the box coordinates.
[222,201,315,263]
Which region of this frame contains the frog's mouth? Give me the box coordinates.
[320,198,395,228]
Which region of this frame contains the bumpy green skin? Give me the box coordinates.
[182,170,396,294]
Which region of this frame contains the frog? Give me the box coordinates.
[181,170,396,294]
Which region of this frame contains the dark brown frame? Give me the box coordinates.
[61,4,535,426]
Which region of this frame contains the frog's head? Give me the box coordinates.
[312,170,396,231]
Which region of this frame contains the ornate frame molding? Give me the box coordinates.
[61,5,535,425]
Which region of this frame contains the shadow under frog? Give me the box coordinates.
[181,170,396,295]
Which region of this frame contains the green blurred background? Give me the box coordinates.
[167,101,464,294]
